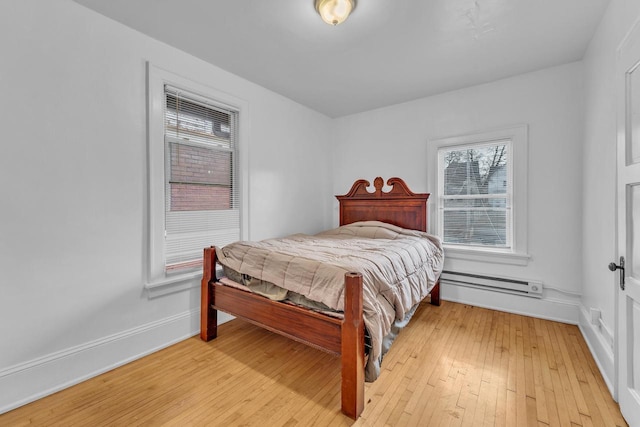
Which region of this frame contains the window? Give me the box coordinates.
[147,64,248,291]
[439,141,511,248]
[163,87,239,272]
[428,126,529,265]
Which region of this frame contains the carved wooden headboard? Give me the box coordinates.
[335,177,430,232]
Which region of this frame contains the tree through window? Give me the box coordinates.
[439,141,511,248]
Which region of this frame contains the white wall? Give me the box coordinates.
[581,0,640,395]
[0,0,333,412]
[333,62,585,322]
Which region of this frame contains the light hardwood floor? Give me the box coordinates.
[1,301,628,426]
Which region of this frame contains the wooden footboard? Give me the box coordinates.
[200,246,365,419]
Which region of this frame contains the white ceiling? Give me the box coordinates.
[74,0,610,118]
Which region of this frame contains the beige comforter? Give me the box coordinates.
[215,221,444,380]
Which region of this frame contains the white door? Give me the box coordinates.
[616,19,640,427]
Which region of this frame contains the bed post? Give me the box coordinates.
[200,246,218,342]
[430,279,441,306]
[341,272,365,419]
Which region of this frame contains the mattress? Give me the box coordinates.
[215,221,444,381]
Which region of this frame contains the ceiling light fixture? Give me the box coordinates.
[315,0,356,26]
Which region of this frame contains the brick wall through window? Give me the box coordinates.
[168,142,232,211]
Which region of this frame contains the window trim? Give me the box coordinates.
[145,62,249,292]
[428,125,529,266]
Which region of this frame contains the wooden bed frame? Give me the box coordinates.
[200,177,441,419]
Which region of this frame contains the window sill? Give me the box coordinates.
[145,271,202,298]
[443,246,530,266]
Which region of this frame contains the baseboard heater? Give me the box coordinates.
[440,270,543,298]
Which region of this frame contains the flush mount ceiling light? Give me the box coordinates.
[315,0,356,26]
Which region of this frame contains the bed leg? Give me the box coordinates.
[341,272,365,420]
[200,247,218,341]
[430,279,441,306]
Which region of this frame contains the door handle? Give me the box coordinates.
[608,256,625,290]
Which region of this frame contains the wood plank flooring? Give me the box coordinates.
[0,301,628,426]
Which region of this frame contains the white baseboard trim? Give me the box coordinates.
[577,305,615,397]
[0,309,234,415]
[441,282,580,324]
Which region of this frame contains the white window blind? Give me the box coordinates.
[164,85,240,272]
[438,141,512,249]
